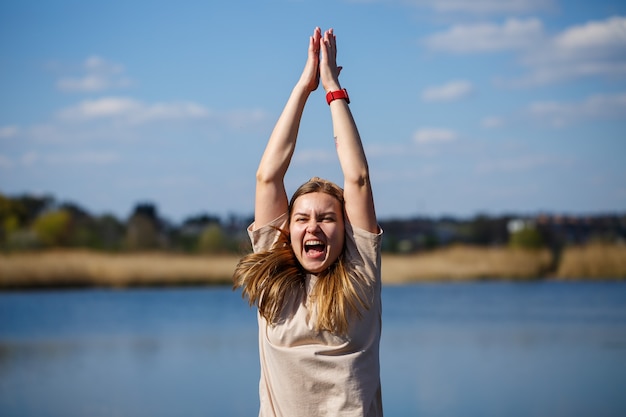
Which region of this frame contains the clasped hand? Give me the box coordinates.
[299,27,343,94]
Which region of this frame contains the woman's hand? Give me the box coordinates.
[297,27,322,93]
[320,28,342,93]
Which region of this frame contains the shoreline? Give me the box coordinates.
[1,244,625,290]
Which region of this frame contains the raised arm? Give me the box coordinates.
[254,28,322,229]
[320,29,378,233]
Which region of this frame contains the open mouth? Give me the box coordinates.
[304,240,326,258]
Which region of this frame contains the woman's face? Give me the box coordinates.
[289,192,345,274]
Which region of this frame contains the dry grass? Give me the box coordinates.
[1,244,624,289]
[0,250,241,289]
[556,243,626,279]
[381,245,552,284]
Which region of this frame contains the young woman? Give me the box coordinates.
[233,27,383,417]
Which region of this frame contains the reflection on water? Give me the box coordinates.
[1,282,626,417]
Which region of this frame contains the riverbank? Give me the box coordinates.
[1,244,625,290]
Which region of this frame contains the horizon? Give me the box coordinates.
[3,190,625,226]
[1,0,625,223]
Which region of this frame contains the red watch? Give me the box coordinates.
[326,88,350,105]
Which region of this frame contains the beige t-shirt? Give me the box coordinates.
[248,213,383,417]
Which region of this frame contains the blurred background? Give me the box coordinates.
[1,0,625,221]
[1,0,625,416]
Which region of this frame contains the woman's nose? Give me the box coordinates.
[306,220,320,232]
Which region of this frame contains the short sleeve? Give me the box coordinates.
[247,212,288,253]
[344,222,384,288]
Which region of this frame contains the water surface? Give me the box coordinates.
[1,281,625,416]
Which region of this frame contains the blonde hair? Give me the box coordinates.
[233,177,370,335]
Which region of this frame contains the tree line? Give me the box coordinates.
[0,193,252,253]
[1,192,624,254]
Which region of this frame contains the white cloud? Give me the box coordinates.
[374,0,554,14]
[555,15,626,51]
[414,128,457,144]
[421,80,474,102]
[136,101,212,123]
[516,16,626,85]
[58,97,140,120]
[424,15,626,86]
[423,18,544,53]
[481,116,504,128]
[57,97,212,124]
[53,96,270,137]
[56,55,133,93]
[17,97,268,146]
[528,92,626,127]
[0,125,19,139]
[13,150,120,167]
[57,75,120,92]
[84,56,123,73]
[422,0,554,14]
[222,109,269,130]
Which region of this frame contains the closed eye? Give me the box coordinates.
[317,214,338,223]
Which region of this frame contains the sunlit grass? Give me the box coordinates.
[0,250,240,289]
[382,245,553,284]
[1,244,624,289]
[556,243,626,279]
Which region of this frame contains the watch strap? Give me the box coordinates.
[326,88,350,105]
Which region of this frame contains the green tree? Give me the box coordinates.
[509,226,545,249]
[198,224,229,253]
[33,209,71,247]
[125,215,161,250]
[0,194,22,245]
[94,214,125,250]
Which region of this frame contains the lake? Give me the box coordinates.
[1,281,625,417]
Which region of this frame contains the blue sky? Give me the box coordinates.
[1,0,625,222]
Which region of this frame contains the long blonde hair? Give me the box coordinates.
[233,178,370,335]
